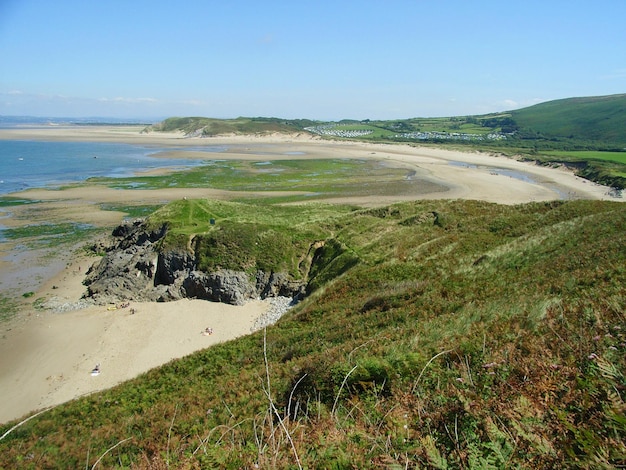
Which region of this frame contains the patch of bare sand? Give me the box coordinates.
[0,125,320,146]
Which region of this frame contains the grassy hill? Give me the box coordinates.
[510,94,626,145]
[1,198,625,468]
[146,116,317,137]
[148,94,626,148]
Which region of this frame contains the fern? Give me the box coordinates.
[420,435,448,469]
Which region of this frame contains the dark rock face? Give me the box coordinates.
[155,250,195,286]
[83,244,159,302]
[83,219,306,306]
[182,270,257,306]
[256,271,306,299]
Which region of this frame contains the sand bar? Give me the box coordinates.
[0,126,621,424]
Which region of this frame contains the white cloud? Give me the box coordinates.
[98,97,157,103]
[178,99,205,106]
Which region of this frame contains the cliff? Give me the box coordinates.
[83,219,307,306]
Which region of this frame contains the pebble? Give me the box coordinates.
[41,295,297,330]
[42,297,95,313]
[251,296,295,332]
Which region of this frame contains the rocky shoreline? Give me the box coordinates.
[251,296,296,331]
[81,218,306,308]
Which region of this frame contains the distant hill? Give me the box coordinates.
[145,97,626,189]
[509,93,626,145]
[147,116,318,136]
[148,94,626,147]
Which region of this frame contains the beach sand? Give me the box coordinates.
[0,254,273,424]
[0,126,620,424]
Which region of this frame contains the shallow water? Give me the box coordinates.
[0,140,218,195]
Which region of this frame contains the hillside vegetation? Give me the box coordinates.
[1,198,624,468]
[510,94,626,145]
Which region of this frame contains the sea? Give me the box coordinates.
[0,138,224,196]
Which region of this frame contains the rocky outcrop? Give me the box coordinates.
[83,220,306,306]
[181,270,257,305]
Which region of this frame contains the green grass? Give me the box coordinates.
[543,150,626,164]
[511,93,626,145]
[147,199,356,277]
[149,116,318,136]
[1,222,97,248]
[1,198,624,468]
[0,197,41,208]
[98,203,163,219]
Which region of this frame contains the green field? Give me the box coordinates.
[543,150,626,164]
[511,94,626,145]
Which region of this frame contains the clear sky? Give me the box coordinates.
[1,0,625,121]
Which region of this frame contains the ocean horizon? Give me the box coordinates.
[0,139,223,196]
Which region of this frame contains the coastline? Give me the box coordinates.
[1,125,616,207]
[0,252,275,424]
[0,125,620,425]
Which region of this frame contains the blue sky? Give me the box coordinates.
[0,0,625,120]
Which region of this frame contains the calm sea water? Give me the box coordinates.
[0,140,224,195]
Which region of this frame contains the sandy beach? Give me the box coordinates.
[0,260,272,424]
[0,125,620,425]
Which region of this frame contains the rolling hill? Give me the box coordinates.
[146,94,626,147]
[510,93,626,145]
[147,116,318,137]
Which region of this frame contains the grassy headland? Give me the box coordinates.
[1,198,624,468]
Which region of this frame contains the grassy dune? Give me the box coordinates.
[1,198,624,468]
